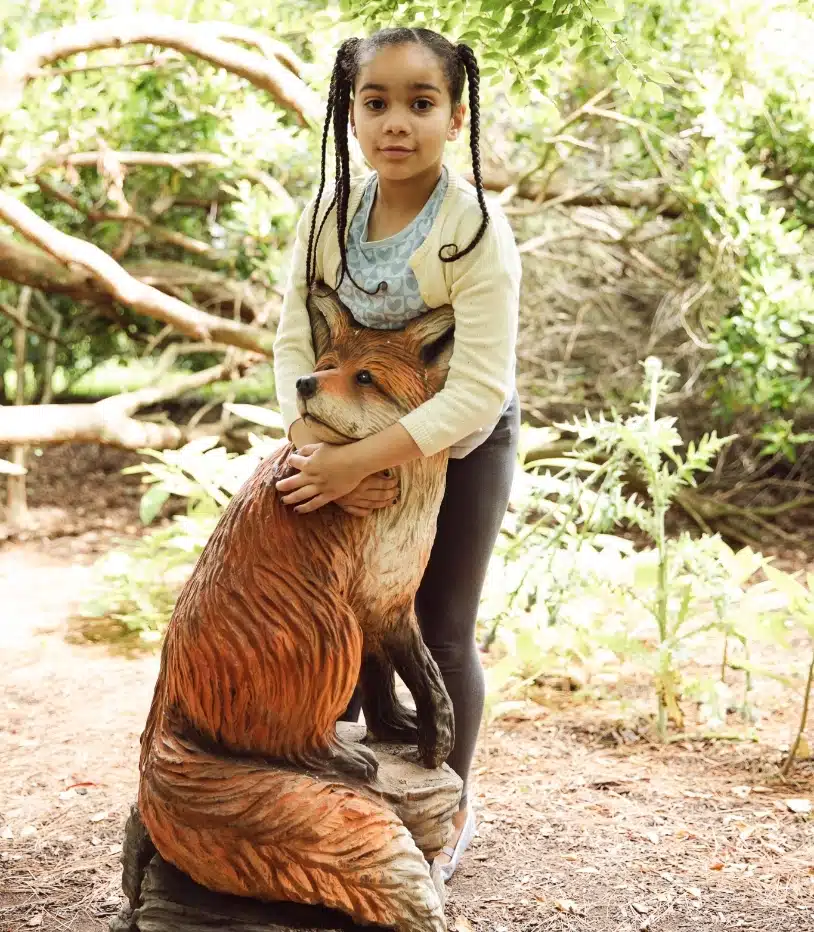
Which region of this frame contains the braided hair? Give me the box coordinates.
[305,28,489,294]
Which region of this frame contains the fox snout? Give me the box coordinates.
[296,375,318,399]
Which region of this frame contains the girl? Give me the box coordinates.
[272,27,521,882]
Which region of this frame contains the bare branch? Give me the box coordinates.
[0,301,69,346]
[478,170,683,217]
[206,23,306,77]
[0,193,275,356]
[42,151,295,210]
[0,15,321,125]
[36,175,227,261]
[33,52,185,77]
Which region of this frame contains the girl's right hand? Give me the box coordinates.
[336,471,400,517]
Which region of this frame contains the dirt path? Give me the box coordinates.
[1,446,813,932]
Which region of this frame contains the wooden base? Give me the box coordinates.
[112,726,462,932]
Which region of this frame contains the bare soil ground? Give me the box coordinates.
[1,445,813,932]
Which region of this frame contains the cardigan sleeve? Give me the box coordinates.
[273,196,321,436]
[398,202,521,457]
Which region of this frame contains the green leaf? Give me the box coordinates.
[140,487,171,526]
[617,62,642,99]
[593,3,623,23]
[223,403,285,432]
[642,81,664,104]
[764,565,810,605]
[633,553,660,590]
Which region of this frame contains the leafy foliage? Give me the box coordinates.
[483,358,813,757]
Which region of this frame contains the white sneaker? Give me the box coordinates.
[433,806,477,883]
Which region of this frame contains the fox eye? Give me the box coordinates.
[355,370,373,386]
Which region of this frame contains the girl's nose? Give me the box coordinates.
[381,107,411,135]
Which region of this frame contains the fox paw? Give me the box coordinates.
[327,736,380,782]
[366,703,419,745]
[417,712,454,770]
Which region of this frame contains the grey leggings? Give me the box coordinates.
[342,393,520,806]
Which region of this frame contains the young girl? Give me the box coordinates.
[272,27,521,882]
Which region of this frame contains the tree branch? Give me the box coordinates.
[0,236,279,324]
[33,52,185,78]
[0,15,321,125]
[476,169,683,217]
[0,301,69,346]
[41,150,295,210]
[0,193,276,355]
[36,176,227,261]
[206,23,306,77]
[0,364,235,450]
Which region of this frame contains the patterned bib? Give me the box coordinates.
[336,167,448,330]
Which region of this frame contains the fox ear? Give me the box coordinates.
[407,305,456,369]
[306,283,354,358]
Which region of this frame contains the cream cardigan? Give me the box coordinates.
[273,166,521,458]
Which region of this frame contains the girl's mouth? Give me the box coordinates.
[379,147,415,159]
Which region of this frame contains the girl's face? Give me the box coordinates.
[350,43,465,182]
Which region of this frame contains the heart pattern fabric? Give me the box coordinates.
[336,167,449,331]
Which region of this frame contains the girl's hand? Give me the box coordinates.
[276,442,369,513]
[336,471,400,517]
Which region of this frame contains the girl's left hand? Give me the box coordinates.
[275,443,368,513]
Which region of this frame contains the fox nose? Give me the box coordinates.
[296,375,318,399]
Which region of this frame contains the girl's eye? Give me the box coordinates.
[364,99,386,111]
[356,370,374,386]
[413,99,434,112]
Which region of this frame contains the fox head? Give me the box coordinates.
[294,282,455,444]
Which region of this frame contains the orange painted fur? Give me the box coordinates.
[137,284,457,932]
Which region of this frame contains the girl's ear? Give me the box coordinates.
[447,102,466,141]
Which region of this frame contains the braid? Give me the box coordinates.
[305,59,337,288]
[306,38,378,296]
[333,40,355,291]
[439,43,490,263]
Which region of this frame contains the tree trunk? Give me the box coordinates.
[7,288,31,527]
[34,292,62,404]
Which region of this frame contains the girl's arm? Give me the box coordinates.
[273,197,321,437]
[398,203,520,457]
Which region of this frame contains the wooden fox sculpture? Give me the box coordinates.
[137,283,458,932]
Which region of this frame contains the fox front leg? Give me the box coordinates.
[360,649,419,744]
[381,618,454,770]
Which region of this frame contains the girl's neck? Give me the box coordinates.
[375,160,445,214]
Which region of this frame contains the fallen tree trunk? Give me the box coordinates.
[0,194,276,356]
[0,364,236,450]
[0,15,321,125]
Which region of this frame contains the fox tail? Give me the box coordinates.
[138,723,446,932]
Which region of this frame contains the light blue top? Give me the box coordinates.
[336,167,448,329]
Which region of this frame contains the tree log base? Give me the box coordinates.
[112,725,462,932]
